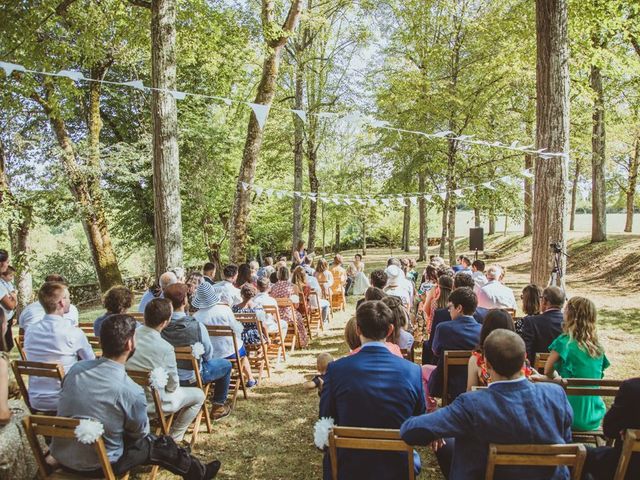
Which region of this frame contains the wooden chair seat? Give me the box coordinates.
[485,443,586,479]
[306,291,324,335]
[442,350,473,406]
[12,360,65,414]
[261,305,287,363]
[328,427,415,480]
[205,326,248,404]
[275,298,300,352]
[234,312,271,380]
[534,352,550,372]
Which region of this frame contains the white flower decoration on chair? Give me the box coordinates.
[313,417,335,450]
[191,342,205,360]
[74,419,105,445]
[149,367,169,390]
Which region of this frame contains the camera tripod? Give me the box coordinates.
[548,243,568,289]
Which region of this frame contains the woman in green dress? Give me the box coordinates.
[544,296,609,431]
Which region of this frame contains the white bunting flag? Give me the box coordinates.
[241,182,249,191]
[294,191,302,198]
[521,170,534,178]
[424,194,432,202]
[483,182,495,190]
[355,197,366,205]
[275,191,284,199]
[438,191,447,200]
[255,186,264,197]
[343,198,353,205]
[309,196,317,203]
[0,61,26,76]
[396,197,406,207]
[332,197,341,205]
[170,90,187,100]
[57,70,84,81]
[248,103,271,129]
[265,189,274,197]
[433,130,454,138]
[123,80,146,91]
[453,189,463,196]
[409,197,418,206]
[369,198,379,206]
[291,110,306,122]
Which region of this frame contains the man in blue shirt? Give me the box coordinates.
[51,315,221,479]
[402,329,573,479]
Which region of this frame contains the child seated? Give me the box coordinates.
[304,352,334,395]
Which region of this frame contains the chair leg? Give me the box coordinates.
[149,464,159,480]
[189,410,203,448]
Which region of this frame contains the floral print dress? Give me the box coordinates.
[270,281,308,347]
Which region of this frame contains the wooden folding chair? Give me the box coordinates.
[534,352,550,372]
[614,429,640,480]
[296,293,313,340]
[328,427,415,480]
[79,322,95,335]
[12,360,64,414]
[23,415,129,480]
[234,312,271,380]
[86,335,102,358]
[330,288,346,312]
[561,378,623,444]
[127,369,174,480]
[505,308,516,319]
[129,312,144,322]
[485,443,587,480]
[205,325,248,404]
[262,305,287,362]
[307,291,324,335]
[275,298,300,352]
[173,346,212,447]
[401,345,415,363]
[442,350,473,406]
[15,334,26,360]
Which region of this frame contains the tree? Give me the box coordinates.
[531,0,570,287]
[229,0,303,263]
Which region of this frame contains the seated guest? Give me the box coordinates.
[137,271,178,313]
[249,261,259,283]
[356,286,386,309]
[24,282,94,413]
[252,277,288,334]
[401,329,572,480]
[162,284,236,406]
[369,269,387,290]
[191,283,257,388]
[0,253,16,328]
[320,301,425,480]
[521,285,565,363]
[381,295,414,351]
[544,296,609,432]
[383,265,411,308]
[471,259,487,288]
[386,258,415,305]
[256,257,275,279]
[291,266,311,317]
[329,255,347,299]
[584,377,640,480]
[518,283,543,336]
[234,263,253,289]
[19,274,80,329]
[271,266,309,347]
[421,275,453,365]
[94,285,134,336]
[202,262,216,285]
[451,255,465,273]
[456,256,472,275]
[426,287,481,402]
[214,265,242,306]
[304,267,331,323]
[126,299,209,436]
[467,309,531,391]
[475,265,516,310]
[51,315,221,479]
[231,284,270,347]
[0,355,11,425]
[314,258,334,300]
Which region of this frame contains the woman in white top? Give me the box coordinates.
[192,284,257,387]
[252,277,288,334]
[314,258,334,300]
[351,254,370,295]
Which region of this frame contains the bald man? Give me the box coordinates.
[402,330,572,479]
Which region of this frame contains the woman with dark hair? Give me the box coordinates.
[235,263,253,288]
[292,240,306,267]
[466,310,532,390]
[0,250,17,349]
[270,266,308,347]
[518,284,543,336]
[291,266,310,317]
[232,284,270,347]
[381,296,414,351]
[94,286,135,336]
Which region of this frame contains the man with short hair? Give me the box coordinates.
[471,259,487,288]
[126,298,206,441]
[402,329,572,479]
[51,315,221,479]
[202,263,216,285]
[369,269,388,289]
[458,257,472,275]
[452,255,465,273]
[475,265,516,310]
[137,271,178,313]
[213,265,241,306]
[162,284,233,420]
[320,300,425,479]
[427,287,482,401]
[521,286,565,363]
[24,282,94,412]
[19,274,80,329]
[256,257,275,279]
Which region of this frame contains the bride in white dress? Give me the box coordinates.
[351,254,370,295]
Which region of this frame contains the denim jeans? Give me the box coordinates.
[200,358,232,404]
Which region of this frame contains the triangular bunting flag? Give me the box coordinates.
[409,197,418,206]
[170,90,187,100]
[438,192,447,200]
[265,189,274,197]
[241,182,249,191]
[124,80,146,91]
[343,198,353,205]
[255,186,264,197]
[521,170,534,178]
[249,103,271,129]
[0,61,26,76]
[433,130,454,138]
[291,109,306,122]
[483,182,495,190]
[57,70,84,81]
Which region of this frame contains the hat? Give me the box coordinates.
[191,282,220,309]
[385,265,402,284]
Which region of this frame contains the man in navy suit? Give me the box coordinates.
[427,287,482,401]
[521,286,565,363]
[583,377,640,480]
[319,300,425,480]
[402,329,573,479]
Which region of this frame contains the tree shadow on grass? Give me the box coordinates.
[599,308,640,335]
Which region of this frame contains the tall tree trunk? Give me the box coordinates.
[35,78,123,291]
[151,0,184,274]
[9,206,33,311]
[590,62,607,242]
[439,195,449,257]
[489,208,496,235]
[625,137,639,232]
[292,55,304,249]
[531,0,570,287]
[361,215,367,256]
[418,172,427,261]
[569,159,581,231]
[334,220,340,253]
[447,187,457,265]
[524,152,534,236]
[229,0,303,262]
[474,207,481,227]
[321,201,326,256]
[307,133,319,252]
[402,204,411,252]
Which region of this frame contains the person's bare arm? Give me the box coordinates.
[0,358,12,425]
[466,355,479,391]
[544,350,560,378]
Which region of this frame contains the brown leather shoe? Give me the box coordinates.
[210,402,231,421]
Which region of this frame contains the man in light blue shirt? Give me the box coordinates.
[51,315,221,479]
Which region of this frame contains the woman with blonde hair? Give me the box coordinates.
[314,258,334,300]
[544,296,609,431]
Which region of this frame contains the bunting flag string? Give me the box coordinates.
[240,168,539,206]
[1,59,568,159]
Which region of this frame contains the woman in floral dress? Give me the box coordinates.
[270,266,309,347]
